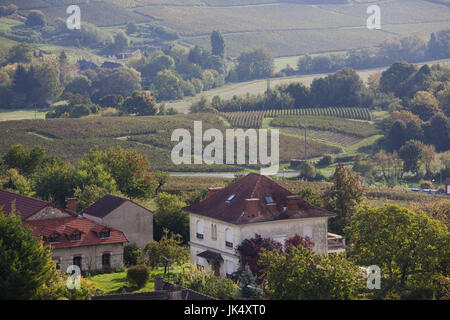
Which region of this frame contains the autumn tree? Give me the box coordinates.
[122,90,158,116]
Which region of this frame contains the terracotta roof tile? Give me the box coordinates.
[0,189,76,221]
[183,173,335,224]
[23,216,128,249]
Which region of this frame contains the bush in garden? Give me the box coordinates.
[126,264,150,288]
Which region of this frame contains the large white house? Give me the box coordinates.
[182,173,339,278]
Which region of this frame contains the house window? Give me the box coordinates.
[226,260,234,277]
[225,228,233,248]
[48,234,60,243]
[70,232,81,241]
[102,253,111,270]
[264,195,275,204]
[99,229,110,239]
[196,220,204,239]
[73,256,82,271]
[211,224,217,240]
[226,194,236,202]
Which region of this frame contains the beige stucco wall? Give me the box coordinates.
[51,243,125,272]
[189,213,329,277]
[85,201,153,250]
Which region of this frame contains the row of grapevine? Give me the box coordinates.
[263,107,372,120]
[222,111,265,128]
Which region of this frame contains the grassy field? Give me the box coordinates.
[89,266,186,295]
[0,109,49,122]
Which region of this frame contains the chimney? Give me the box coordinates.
[245,198,260,216]
[286,195,300,213]
[208,187,223,198]
[66,198,77,213]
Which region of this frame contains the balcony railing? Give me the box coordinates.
[225,241,233,248]
[196,233,204,239]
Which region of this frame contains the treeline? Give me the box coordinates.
[0,144,168,212]
[294,31,450,75]
[377,62,450,153]
[193,68,372,113]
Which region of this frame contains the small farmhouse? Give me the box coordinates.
[83,194,153,249]
[0,190,127,272]
[182,173,339,278]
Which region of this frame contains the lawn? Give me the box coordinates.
[0,109,49,121]
[89,265,187,294]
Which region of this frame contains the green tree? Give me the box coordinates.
[154,192,189,243]
[260,246,365,300]
[30,55,64,106]
[190,95,216,113]
[144,229,188,269]
[64,76,92,96]
[122,90,157,116]
[34,158,78,207]
[2,144,45,176]
[7,43,33,64]
[1,168,34,196]
[123,243,142,267]
[0,207,55,299]
[427,113,450,152]
[345,204,450,297]
[211,30,225,58]
[26,10,46,27]
[236,47,274,81]
[126,22,138,35]
[324,164,364,234]
[113,31,129,51]
[236,265,262,299]
[152,69,184,101]
[86,67,141,102]
[398,140,424,175]
[380,62,418,97]
[386,120,407,152]
[409,91,440,121]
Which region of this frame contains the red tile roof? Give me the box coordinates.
[183,173,336,224]
[0,189,75,221]
[23,216,128,249]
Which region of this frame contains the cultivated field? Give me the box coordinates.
[0,113,343,170]
[271,116,379,137]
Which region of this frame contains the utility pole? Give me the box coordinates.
[304,126,307,160]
